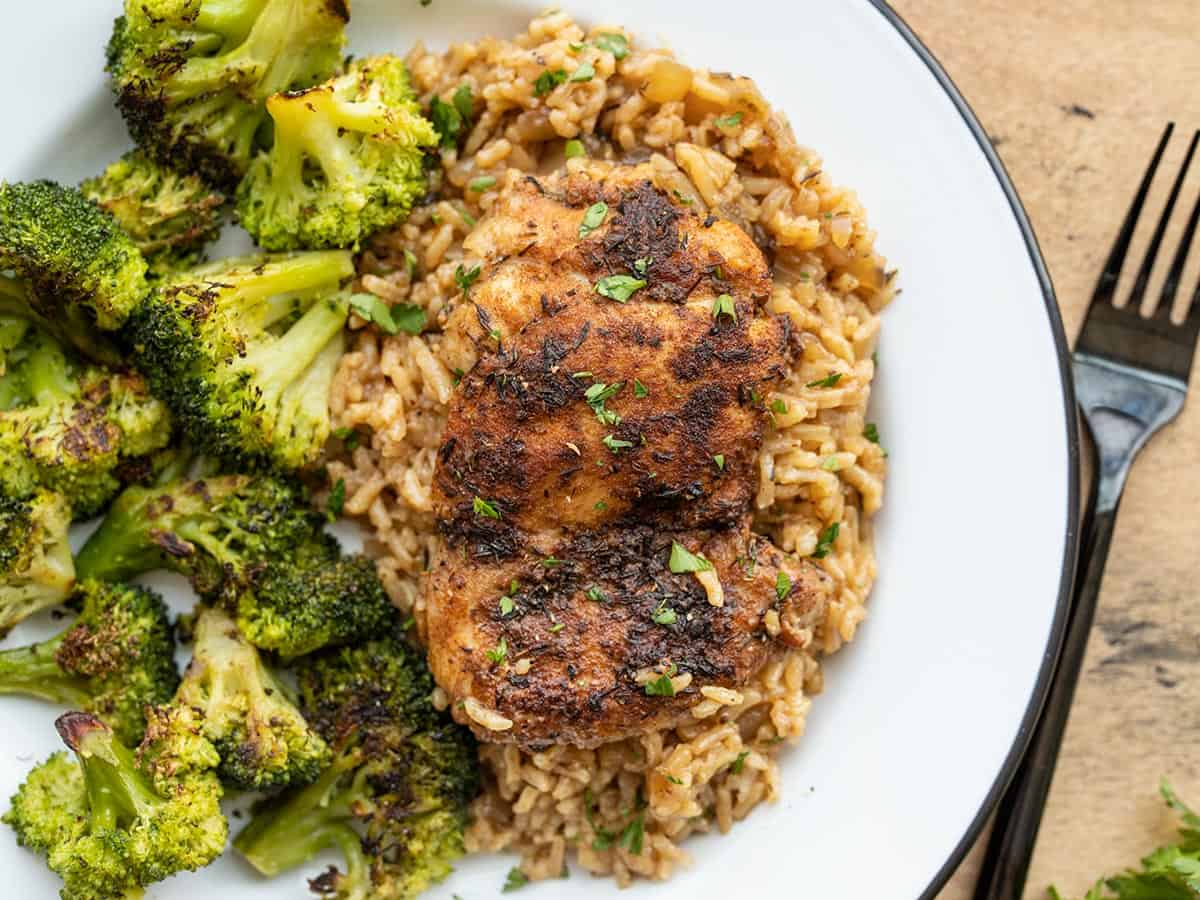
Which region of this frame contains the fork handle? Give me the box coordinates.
[971,495,1116,900]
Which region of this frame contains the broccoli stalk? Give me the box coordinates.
[0,490,75,637]
[235,637,479,899]
[81,150,226,278]
[0,580,178,745]
[73,474,320,595]
[237,55,438,251]
[3,709,226,899]
[176,606,329,790]
[0,325,173,519]
[128,251,355,470]
[107,0,349,188]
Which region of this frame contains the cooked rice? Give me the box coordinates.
[327,11,894,887]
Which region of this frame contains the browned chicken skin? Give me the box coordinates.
[423,162,831,749]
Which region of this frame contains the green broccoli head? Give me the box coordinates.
[0,325,173,519]
[4,710,225,900]
[237,55,437,251]
[73,473,321,595]
[176,606,329,791]
[0,579,178,745]
[234,533,396,658]
[127,251,355,470]
[107,0,349,189]
[81,150,226,279]
[0,180,149,364]
[234,636,479,899]
[0,489,75,638]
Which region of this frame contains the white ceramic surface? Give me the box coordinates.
[0,2,1077,898]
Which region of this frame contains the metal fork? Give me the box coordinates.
[974,122,1200,900]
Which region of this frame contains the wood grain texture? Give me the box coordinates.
[880,2,1200,898]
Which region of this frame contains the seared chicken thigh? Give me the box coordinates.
[423,162,831,749]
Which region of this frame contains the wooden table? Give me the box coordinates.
[882,2,1200,898]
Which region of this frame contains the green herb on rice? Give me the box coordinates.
[535,68,568,96]
[812,523,840,559]
[806,372,843,389]
[594,32,630,59]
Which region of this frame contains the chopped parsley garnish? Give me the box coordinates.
[595,274,646,302]
[644,663,678,697]
[730,751,749,774]
[585,585,607,602]
[821,456,840,471]
[570,61,595,82]
[578,201,608,237]
[460,206,477,228]
[712,293,737,322]
[584,789,616,850]
[620,809,646,855]
[593,500,608,512]
[502,867,528,892]
[812,522,840,559]
[864,423,881,443]
[806,372,843,389]
[390,304,427,335]
[469,175,497,192]
[534,68,568,96]
[473,496,501,519]
[541,556,564,567]
[429,84,475,148]
[602,434,633,453]
[332,427,359,451]
[669,541,713,574]
[401,616,415,630]
[584,380,623,426]
[673,189,694,205]
[775,571,791,601]
[453,83,473,120]
[488,328,501,342]
[713,454,725,470]
[499,595,515,617]
[652,601,677,625]
[565,139,586,159]
[350,293,414,335]
[633,379,649,398]
[403,248,419,279]
[770,398,788,415]
[594,32,630,59]
[665,775,684,785]
[326,479,345,521]
[633,257,650,276]
[485,637,508,665]
[454,263,482,294]
[572,370,594,379]
[714,111,744,129]
[569,41,587,52]
[550,622,565,633]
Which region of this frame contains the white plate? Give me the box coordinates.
[0,2,1078,898]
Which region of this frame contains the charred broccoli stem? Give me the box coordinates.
[237,55,437,251]
[0,324,173,519]
[0,180,149,364]
[235,636,479,899]
[3,709,226,899]
[73,474,320,596]
[176,606,329,791]
[106,0,348,188]
[233,533,395,658]
[127,251,355,471]
[0,580,178,745]
[81,150,226,278]
[0,489,75,638]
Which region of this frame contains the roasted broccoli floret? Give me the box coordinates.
[3,709,226,899]
[0,580,177,745]
[0,325,173,518]
[0,181,149,364]
[235,637,479,900]
[73,473,320,595]
[176,606,329,791]
[81,150,226,278]
[237,55,437,251]
[107,0,349,189]
[234,532,395,658]
[0,489,74,638]
[127,251,355,470]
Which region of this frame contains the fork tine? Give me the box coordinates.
[1091,122,1174,307]
[1159,131,1200,322]
[1131,128,1198,314]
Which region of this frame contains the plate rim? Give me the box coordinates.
[863,2,1082,896]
